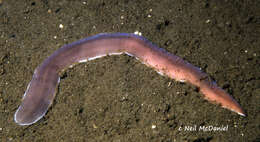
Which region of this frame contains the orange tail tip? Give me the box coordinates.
[200,82,246,117]
[226,105,246,117]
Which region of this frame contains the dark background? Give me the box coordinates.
[0,0,259,141]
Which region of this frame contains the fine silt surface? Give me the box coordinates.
[0,0,259,142]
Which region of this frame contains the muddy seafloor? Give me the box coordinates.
[0,0,259,142]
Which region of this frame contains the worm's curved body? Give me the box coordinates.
[14,33,245,126]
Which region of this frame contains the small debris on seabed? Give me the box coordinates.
[151,124,156,129]
[134,31,142,36]
[59,24,64,29]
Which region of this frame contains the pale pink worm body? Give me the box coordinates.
[14,33,245,126]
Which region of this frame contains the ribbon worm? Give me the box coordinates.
[14,33,245,126]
